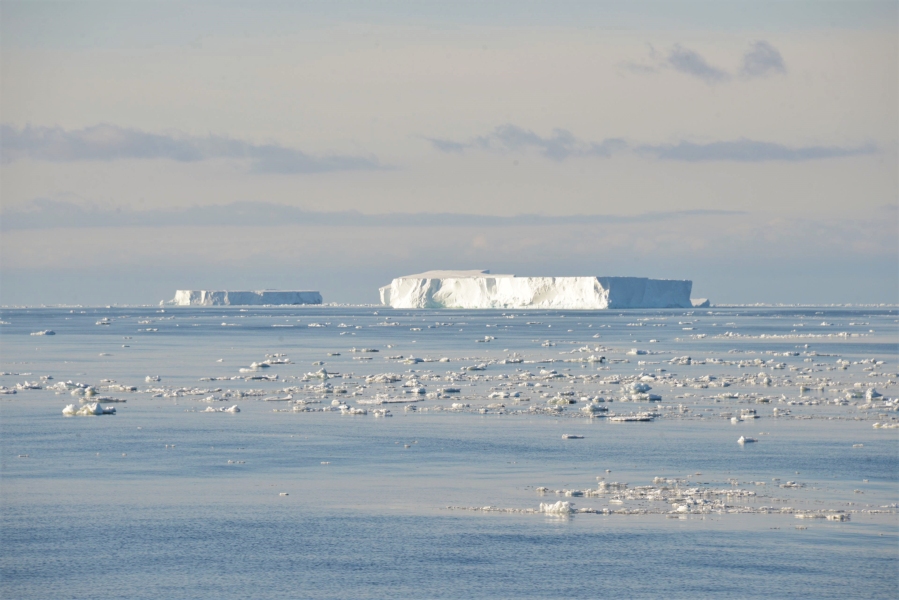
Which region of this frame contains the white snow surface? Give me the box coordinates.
[379,270,694,309]
[174,290,322,306]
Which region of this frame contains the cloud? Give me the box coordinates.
[428,125,626,160]
[424,137,468,153]
[638,139,878,162]
[666,45,730,83]
[625,41,786,83]
[0,198,743,231]
[740,41,786,78]
[3,208,895,306]
[428,125,877,164]
[0,124,380,173]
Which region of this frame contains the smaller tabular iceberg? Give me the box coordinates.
[379,270,698,309]
[173,290,322,306]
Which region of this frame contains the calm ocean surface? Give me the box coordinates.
[2,306,897,599]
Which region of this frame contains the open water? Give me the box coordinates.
[1,306,897,598]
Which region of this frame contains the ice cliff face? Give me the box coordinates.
[379,270,694,309]
[173,290,322,306]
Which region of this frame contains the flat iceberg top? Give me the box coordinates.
[399,270,513,279]
[176,289,319,293]
[392,271,686,282]
[380,272,696,309]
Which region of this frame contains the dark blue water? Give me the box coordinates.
[1,307,897,598]
[4,506,896,599]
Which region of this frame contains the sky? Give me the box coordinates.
[1,0,896,306]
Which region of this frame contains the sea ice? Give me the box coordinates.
[609,414,654,422]
[540,501,575,514]
[62,403,115,416]
[627,382,652,393]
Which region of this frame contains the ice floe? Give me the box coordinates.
[203,405,241,413]
[62,403,116,416]
[540,501,575,514]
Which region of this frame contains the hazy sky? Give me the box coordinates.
[1,1,896,305]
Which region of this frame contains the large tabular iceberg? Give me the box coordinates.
[173,290,322,306]
[379,270,697,309]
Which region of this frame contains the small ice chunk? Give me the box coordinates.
[540,501,575,514]
[63,402,114,416]
[204,405,240,413]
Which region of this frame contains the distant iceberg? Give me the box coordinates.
[379,270,699,309]
[173,290,322,306]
